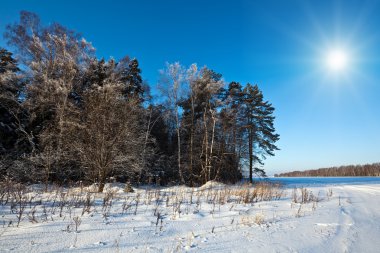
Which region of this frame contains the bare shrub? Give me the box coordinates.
[0,177,15,205]
[292,187,318,204]
[27,205,38,223]
[295,204,303,218]
[134,193,141,215]
[124,182,134,193]
[73,216,82,233]
[254,213,265,225]
[121,197,133,215]
[10,183,29,227]
[82,193,94,215]
[327,188,333,200]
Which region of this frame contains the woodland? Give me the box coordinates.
[0,12,279,192]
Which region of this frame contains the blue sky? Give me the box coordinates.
[1,0,380,175]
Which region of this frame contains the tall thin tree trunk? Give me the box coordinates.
[203,108,209,182]
[176,105,184,184]
[215,126,225,181]
[139,108,152,184]
[44,146,52,192]
[190,95,195,186]
[249,128,253,184]
[209,109,216,180]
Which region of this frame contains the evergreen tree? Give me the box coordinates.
[0,48,19,73]
[118,57,144,101]
[217,82,245,183]
[0,48,29,156]
[85,59,109,86]
[241,84,279,183]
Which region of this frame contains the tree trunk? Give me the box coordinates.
[209,109,216,180]
[98,168,107,193]
[98,181,105,193]
[249,128,253,184]
[203,108,209,182]
[139,108,152,184]
[98,172,106,193]
[190,94,195,186]
[176,105,184,184]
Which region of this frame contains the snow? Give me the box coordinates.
[1,182,380,252]
[199,180,226,190]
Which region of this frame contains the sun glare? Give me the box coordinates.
[326,49,349,71]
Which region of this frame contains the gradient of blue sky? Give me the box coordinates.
[1,0,379,175]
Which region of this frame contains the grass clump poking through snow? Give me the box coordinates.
[292,187,321,204]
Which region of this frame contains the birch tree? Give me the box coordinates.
[159,62,187,184]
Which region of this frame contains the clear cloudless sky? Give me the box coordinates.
[1,0,380,175]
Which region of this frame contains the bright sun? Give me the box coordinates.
[326,49,349,71]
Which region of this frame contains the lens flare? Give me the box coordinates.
[326,49,348,71]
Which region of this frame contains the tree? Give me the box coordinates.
[216,82,245,183]
[5,11,95,185]
[70,82,145,192]
[180,64,199,185]
[241,84,279,183]
[0,48,31,157]
[195,68,224,183]
[117,57,144,101]
[0,48,20,154]
[147,105,175,184]
[179,67,224,184]
[159,62,187,184]
[0,48,19,73]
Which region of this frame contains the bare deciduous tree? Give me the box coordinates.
[159,62,187,184]
[4,11,96,185]
[70,82,145,192]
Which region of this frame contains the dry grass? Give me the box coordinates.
[0,180,286,230]
[292,187,322,204]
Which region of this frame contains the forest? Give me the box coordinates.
[275,163,380,177]
[0,11,279,192]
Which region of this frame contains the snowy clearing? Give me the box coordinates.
[1,182,380,252]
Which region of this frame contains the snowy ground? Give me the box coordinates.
[1,181,380,253]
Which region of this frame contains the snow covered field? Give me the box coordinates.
[1,181,380,253]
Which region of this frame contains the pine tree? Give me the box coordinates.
[241,84,279,183]
[0,48,28,156]
[217,82,245,183]
[0,48,19,73]
[118,57,144,101]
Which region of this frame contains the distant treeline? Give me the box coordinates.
[275,163,380,177]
